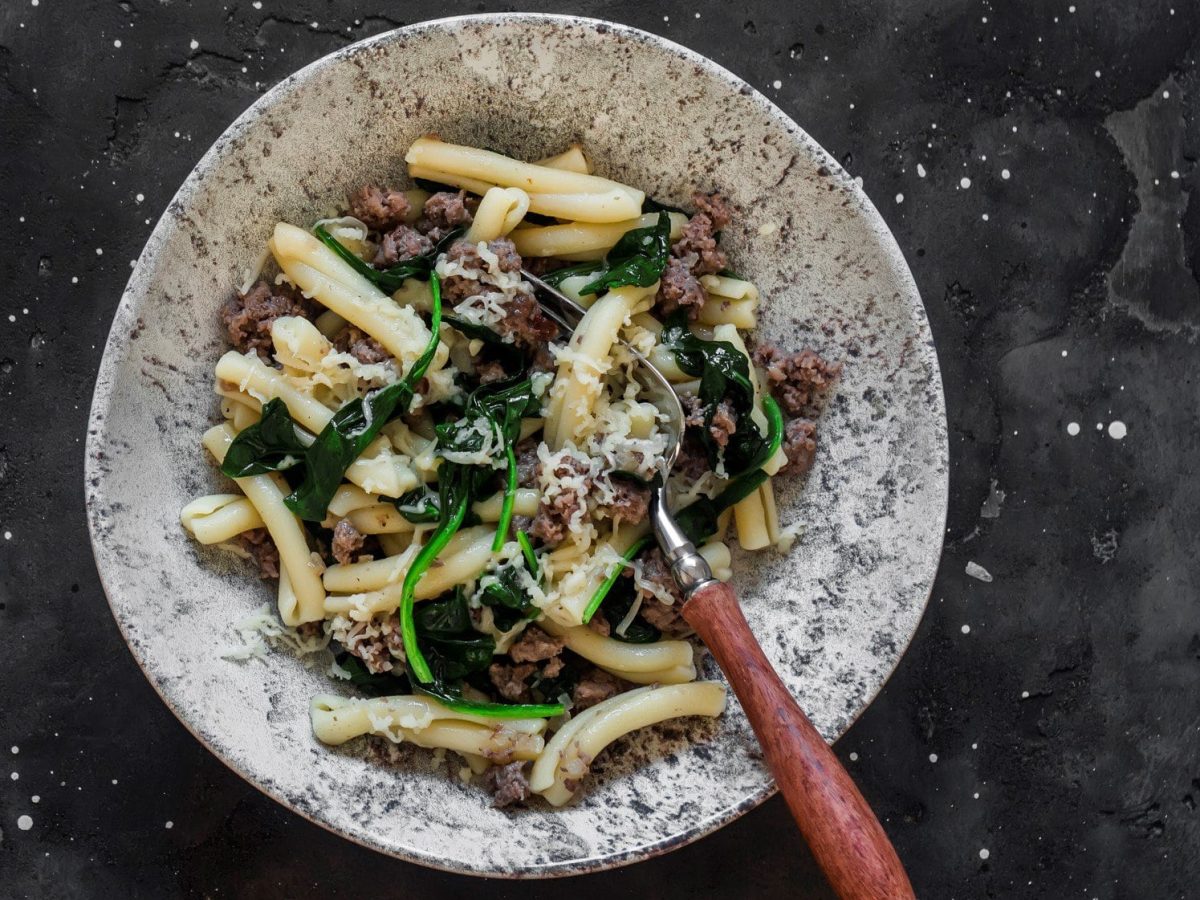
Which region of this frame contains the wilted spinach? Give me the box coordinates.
[278,273,444,522]
[580,211,672,296]
[219,398,308,478]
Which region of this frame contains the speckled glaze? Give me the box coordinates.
[84,14,947,878]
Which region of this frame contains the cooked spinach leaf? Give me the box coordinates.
[392,486,441,523]
[283,273,444,522]
[599,573,662,644]
[661,310,769,474]
[400,375,543,694]
[219,398,308,478]
[580,211,672,295]
[540,260,606,288]
[479,564,538,632]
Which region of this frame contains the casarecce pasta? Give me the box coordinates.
[182,136,841,807]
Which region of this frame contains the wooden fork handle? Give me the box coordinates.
[683,580,915,900]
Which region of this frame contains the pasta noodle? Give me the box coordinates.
[530,683,727,805]
[510,212,687,260]
[465,187,530,243]
[202,423,326,625]
[180,494,265,544]
[181,136,839,806]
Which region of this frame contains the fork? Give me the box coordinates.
[523,270,915,900]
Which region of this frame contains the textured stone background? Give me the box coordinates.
[2,1,1198,897]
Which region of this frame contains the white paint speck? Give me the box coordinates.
[1061,349,1068,357]
[189,39,199,50]
[896,193,904,204]
[31,0,38,6]
[114,39,122,48]
[981,213,990,221]
[71,276,79,284]
[962,624,971,634]
[960,176,972,189]
[111,779,118,785]
[965,561,993,582]
[10,747,17,755]
[917,163,926,178]
[772,79,782,90]
[1001,168,1011,180]
[165,821,174,829]
[1021,690,1030,699]
[929,753,939,763]
[1094,70,1101,78]
[1069,4,1076,11]
[1096,422,1104,431]
[10,772,18,781]
[95,247,103,256]
[849,752,858,761]
[979,848,990,860]
[1108,420,1127,440]
[17,815,33,831]
[1067,422,1080,436]
[974,792,980,799]
[253,0,262,6]
[31,796,39,804]
[1171,170,1180,180]
[1163,90,1171,99]
[3,531,11,540]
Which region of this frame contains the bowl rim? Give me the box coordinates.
[84,11,948,878]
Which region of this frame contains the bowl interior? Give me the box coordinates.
[85,14,947,877]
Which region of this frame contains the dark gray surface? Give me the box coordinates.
[1,1,1197,897]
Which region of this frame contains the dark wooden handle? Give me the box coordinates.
[683,580,915,900]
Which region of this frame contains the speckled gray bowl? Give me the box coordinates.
[84,14,947,878]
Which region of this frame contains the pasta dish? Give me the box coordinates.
[180,137,840,807]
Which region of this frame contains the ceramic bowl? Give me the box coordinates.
[85,13,947,877]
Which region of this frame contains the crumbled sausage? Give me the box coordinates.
[588,610,612,637]
[635,548,690,637]
[656,256,707,320]
[474,359,507,384]
[349,184,411,231]
[601,477,651,526]
[529,455,591,546]
[489,661,536,702]
[515,437,541,488]
[331,518,366,566]
[672,213,727,276]
[374,224,433,266]
[751,343,842,417]
[237,528,280,579]
[572,667,625,711]
[780,417,818,477]
[220,281,311,359]
[507,625,564,664]
[683,396,737,449]
[418,190,476,240]
[691,190,734,231]
[484,762,531,809]
[673,434,711,481]
[487,236,523,273]
[343,614,406,674]
[334,326,390,365]
[495,291,560,350]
